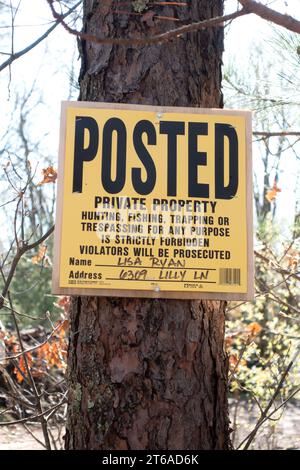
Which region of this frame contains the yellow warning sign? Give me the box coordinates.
[52,102,253,300]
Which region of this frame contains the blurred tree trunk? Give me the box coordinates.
[65,0,230,450]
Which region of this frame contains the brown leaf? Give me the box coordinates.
[286,249,299,269]
[37,166,57,186]
[57,296,70,311]
[31,245,47,264]
[15,353,33,383]
[225,336,234,349]
[247,322,262,336]
[37,338,66,370]
[229,353,238,369]
[265,179,281,203]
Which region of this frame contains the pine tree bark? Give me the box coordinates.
[65,0,231,450]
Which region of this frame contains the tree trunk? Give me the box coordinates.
[65,0,231,450]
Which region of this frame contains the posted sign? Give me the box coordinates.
[52,102,253,300]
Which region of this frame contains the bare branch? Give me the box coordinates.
[25,225,54,251]
[254,250,300,282]
[22,423,47,449]
[238,346,300,449]
[0,394,67,426]
[253,131,300,137]
[0,0,82,73]
[45,0,300,51]
[47,0,248,46]
[1,319,64,361]
[6,293,52,450]
[0,224,54,309]
[238,0,300,34]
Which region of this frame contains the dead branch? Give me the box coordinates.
[23,423,47,449]
[46,0,300,52]
[0,224,54,309]
[238,345,300,449]
[253,131,300,137]
[7,293,51,450]
[238,0,300,34]
[227,271,300,313]
[1,319,64,361]
[0,0,82,73]
[254,250,300,282]
[0,393,67,427]
[47,0,248,46]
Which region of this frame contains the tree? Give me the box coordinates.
[0,0,299,453]
[65,0,230,450]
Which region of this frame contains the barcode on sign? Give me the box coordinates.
[219,268,241,285]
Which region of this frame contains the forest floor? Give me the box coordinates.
[0,423,62,450]
[0,400,300,450]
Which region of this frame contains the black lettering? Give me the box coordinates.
[73,116,99,193]
[132,120,156,195]
[160,121,185,196]
[215,123,238,199]
[188,122,209,198]
[102,118,126,194]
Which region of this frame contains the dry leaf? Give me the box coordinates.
[286,249,299,269]
[32,245,47,264]
[229,353,239,369]
[225,336,234,349]
[37,339,66,370]
[38,166,57,186]
[247,322,262,336]
[57,296,70,313]
[265,179,281,203]
[15,353,33,383]
[229,353,246,371]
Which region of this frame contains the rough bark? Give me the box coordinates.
[65,0,230,450]
[78,0,223,107]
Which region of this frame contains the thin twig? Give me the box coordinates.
[23,423,47,449]
[0,0,82,73]
[0,225,54,309]
[253,131,300,137]
[254,250,300,282]
[238,0,300,34]
[1,320,65,361]
[0,395,67,426]
[240,346,300,450]
[7,293,52,450]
